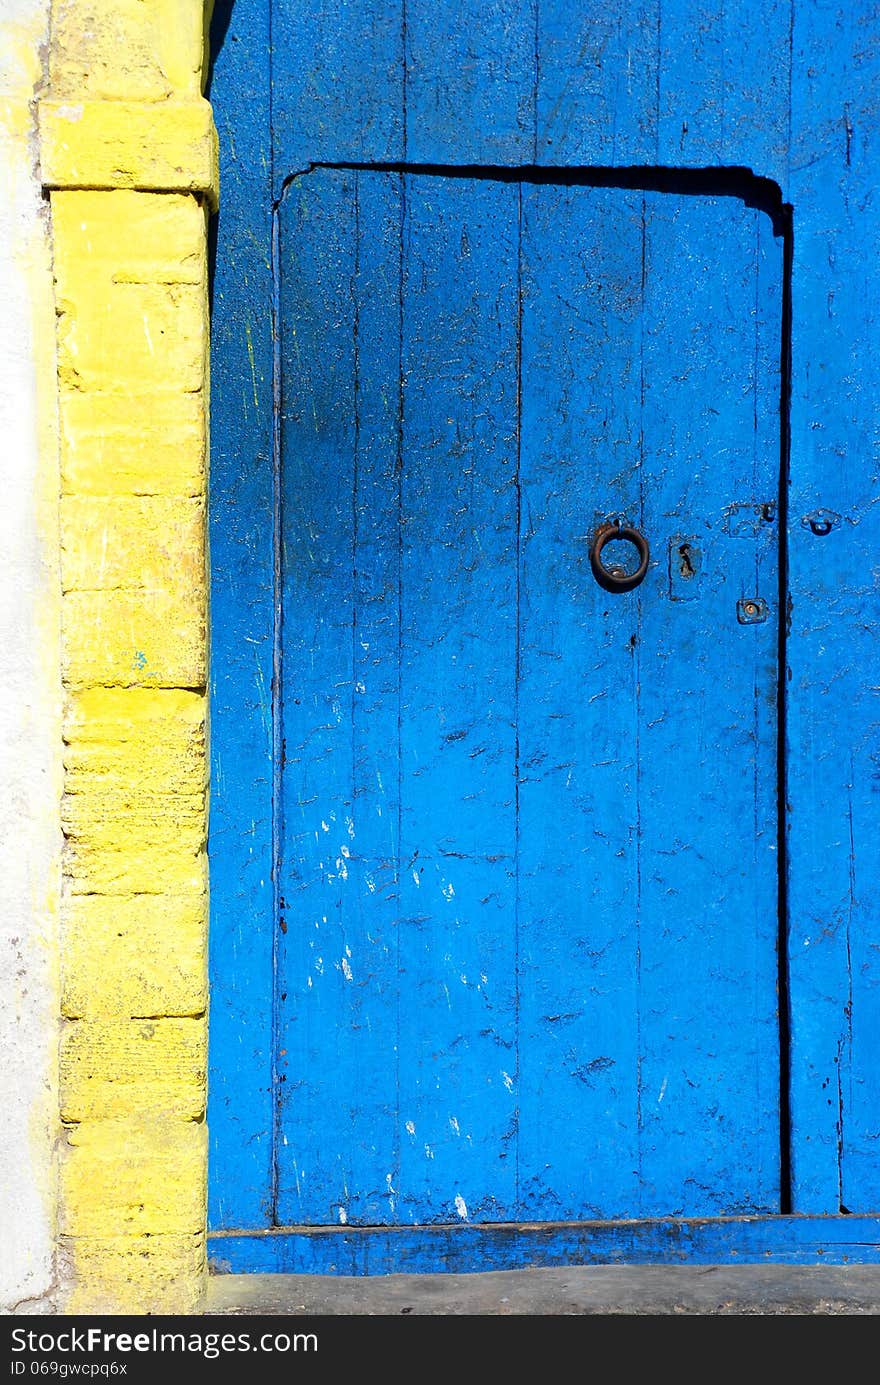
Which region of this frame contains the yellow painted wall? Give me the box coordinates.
[44,0,216,1314]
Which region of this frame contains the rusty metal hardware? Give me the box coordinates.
[737,597,769,625]
[589,521,650,593]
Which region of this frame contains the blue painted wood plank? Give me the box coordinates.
[405,0,537,164]
[271,0,404,169]
[273,0,538,171]
[706,0,791,185]
[517,183,644,1219]
[655,0,789,176]
[786,0,880,1215]
[535,1,790,173]
[635,193,782,1214]
[208,1215,880,1275]
[656,0,725,164]
[535,1,660,165]
[395,175,521,1224]
[337,173,409,1222]
[274,169,404,1225]
[269,0,792,179]
[206,0,277,1230]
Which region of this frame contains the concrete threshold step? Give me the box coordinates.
[207,1265,880,1316]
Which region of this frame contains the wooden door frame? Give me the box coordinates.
[207,0,880,1273]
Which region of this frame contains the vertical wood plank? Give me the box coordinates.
[712,0,791,183]
[535,0,660,165]
[635,193,782,1214]
[271,0,404,169]
[395,176,521,1224]
[655,0,790,177]
[656,0,726,164]
[786,0,880,1214]
[404,0,537,163]
[275,170,403,1225]
[341,174,408,1223]
[517,183,644,1218]
[206,0,276,1230]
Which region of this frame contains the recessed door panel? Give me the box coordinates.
[274,170,783,1227]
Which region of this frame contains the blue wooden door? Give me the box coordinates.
[275,170,782,1228]
[208,0,880,1271]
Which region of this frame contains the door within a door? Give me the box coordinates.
[274,171,784,1231]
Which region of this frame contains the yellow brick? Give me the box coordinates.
[61,495,205,594]
[60,389,206,497]
[63,891,206,1019]
[40,99,219,209]
[64,841,206,907]
[64,685,206,788]
[57,280,206,395]
[63,587,206,689]
[53,189,207,287]
[62,1118,207,1237]
[63,845,206,899]
[61,1017,207,1121]
[64,683,205,745]
[62,691,207,872]
[64,1234,206,1315]
[50,0,206,102]
[62,789,206,840]
[52,190,207,394]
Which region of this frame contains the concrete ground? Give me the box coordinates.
[207,1266,880,1315]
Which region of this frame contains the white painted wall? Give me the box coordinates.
[0,0,62,1313]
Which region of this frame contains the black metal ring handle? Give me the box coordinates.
[589,522,650,593]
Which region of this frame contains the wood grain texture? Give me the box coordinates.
[535,1,659,164]
[634,194,781,1215]
[405,0,536,163]
[785,0,880,1215]
[275,168,402,1226]
[208,1215,880,1275]
[271,0,404,167]
[516,183,645,1219]
[394,175,520,1224]
[205,0,276,1229]
[270,0,793,176]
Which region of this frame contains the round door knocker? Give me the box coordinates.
[589,521,650,593]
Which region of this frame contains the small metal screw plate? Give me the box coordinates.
[737,597,769,625]
[801,508,841,536]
